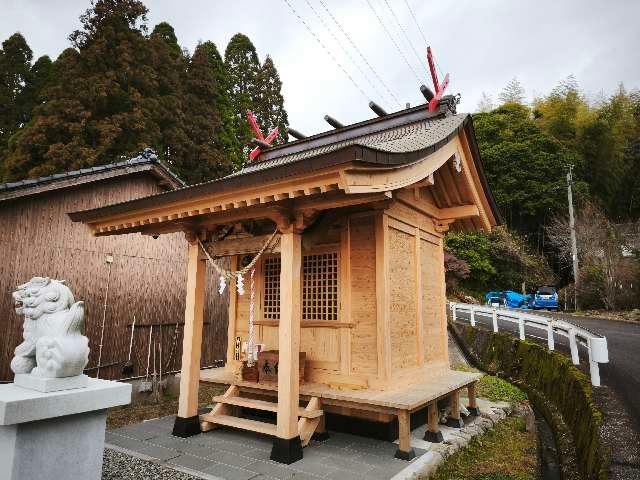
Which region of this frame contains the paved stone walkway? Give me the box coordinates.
[106,415,426,480]
[105,397,510,480]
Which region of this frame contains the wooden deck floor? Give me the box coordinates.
[200,367,481,413]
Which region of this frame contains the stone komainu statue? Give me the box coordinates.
[10,277,89,378]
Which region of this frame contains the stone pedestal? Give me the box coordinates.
[0,378,131,480]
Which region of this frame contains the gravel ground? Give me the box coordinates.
[102,449,201,480]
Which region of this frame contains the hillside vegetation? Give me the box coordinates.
[448,79,640,305]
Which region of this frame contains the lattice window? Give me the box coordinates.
[263,257,281,320]
[303,252,339,321]
[262,251,339,322]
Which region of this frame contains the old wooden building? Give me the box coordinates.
[0,152,227,381]
[71,102,501,463]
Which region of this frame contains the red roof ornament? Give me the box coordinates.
[246,110,279,161]
[426,46,449,112]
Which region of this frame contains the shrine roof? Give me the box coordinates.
[232,105,466,176]
[68,103,502,229]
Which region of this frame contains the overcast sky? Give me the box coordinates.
[2,0,639,136]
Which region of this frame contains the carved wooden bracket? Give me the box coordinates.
[433,218,456,233]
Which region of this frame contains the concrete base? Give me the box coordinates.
[172,415,201,438]
[14,374,88,393]
[270,436,303,464]
[423,430,444,443]
[394,448,416,460]
[467,406,480,416]
[446,417,465,428]
[311,430,330,442]
[0,378,131,480]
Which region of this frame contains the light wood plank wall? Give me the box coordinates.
[227,197,449,387]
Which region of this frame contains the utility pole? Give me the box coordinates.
[567,165,579,310]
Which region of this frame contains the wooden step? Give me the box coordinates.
[211,395,323,419]
[201,413,278,436]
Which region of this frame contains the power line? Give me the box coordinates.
[381,0,428,73]
[402,0,428,45]
[317,0,402,109]
[402,0,446,80]
[364,0,422,84]
[303,0,394,109]
[281,0,370,103]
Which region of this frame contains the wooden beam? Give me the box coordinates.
[468,383,477,410]
[206,234,281,258]
[438,204,479,220]
[458,132,493,231]
[428,403,439,433]
[449,390,460,420]
[226,255,239,367]
[396,191,479,221]
[375,213,392,383]
[276,230,302,440]
[201,385,238,432]
[397,410,412,455]
[177,240,207,419]
[298,397,323,447]
[415,227,424,366]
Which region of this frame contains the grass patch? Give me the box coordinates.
[454,365,528,403]
[427,417,538,480]
[106,384,224,430]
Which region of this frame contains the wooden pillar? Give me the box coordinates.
[415,227,424,366]
[173,238,207,437]
[423,402,443,443]
[375,213,392,383]
[270,229,304,464]
[394,410,416,460]
[446,390,464,428]
[467,382,480,416]
[226,255,238,367]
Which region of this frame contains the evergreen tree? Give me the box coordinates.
[22,55,53,118]
[147,22,189,167]
[256,55,288,145]
[224,33,261,169]
[3,0,168,180]
[499,77,526,105]
[0,33,34,163]
[181,41,234,183]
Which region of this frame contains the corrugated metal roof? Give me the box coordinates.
[0,150,184,194]
[231,113,467,177]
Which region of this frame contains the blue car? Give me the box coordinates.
[530,285,559,310]
[485,291,505,307]
[484,290,528,309]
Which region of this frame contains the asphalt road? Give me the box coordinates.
[454,308,640,479]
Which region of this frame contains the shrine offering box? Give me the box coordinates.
[241,361,259,382]
[258,350,306,384]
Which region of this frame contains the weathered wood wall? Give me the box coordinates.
[0,173,228,381]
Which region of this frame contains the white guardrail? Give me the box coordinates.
[449,302,609,387]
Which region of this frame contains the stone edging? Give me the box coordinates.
[392,402,513,480]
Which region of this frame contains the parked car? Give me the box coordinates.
[530,285,559,310]
[485,290,529,309]
[485,291,505,307]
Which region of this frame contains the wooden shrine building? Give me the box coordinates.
[70,101,501,464]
